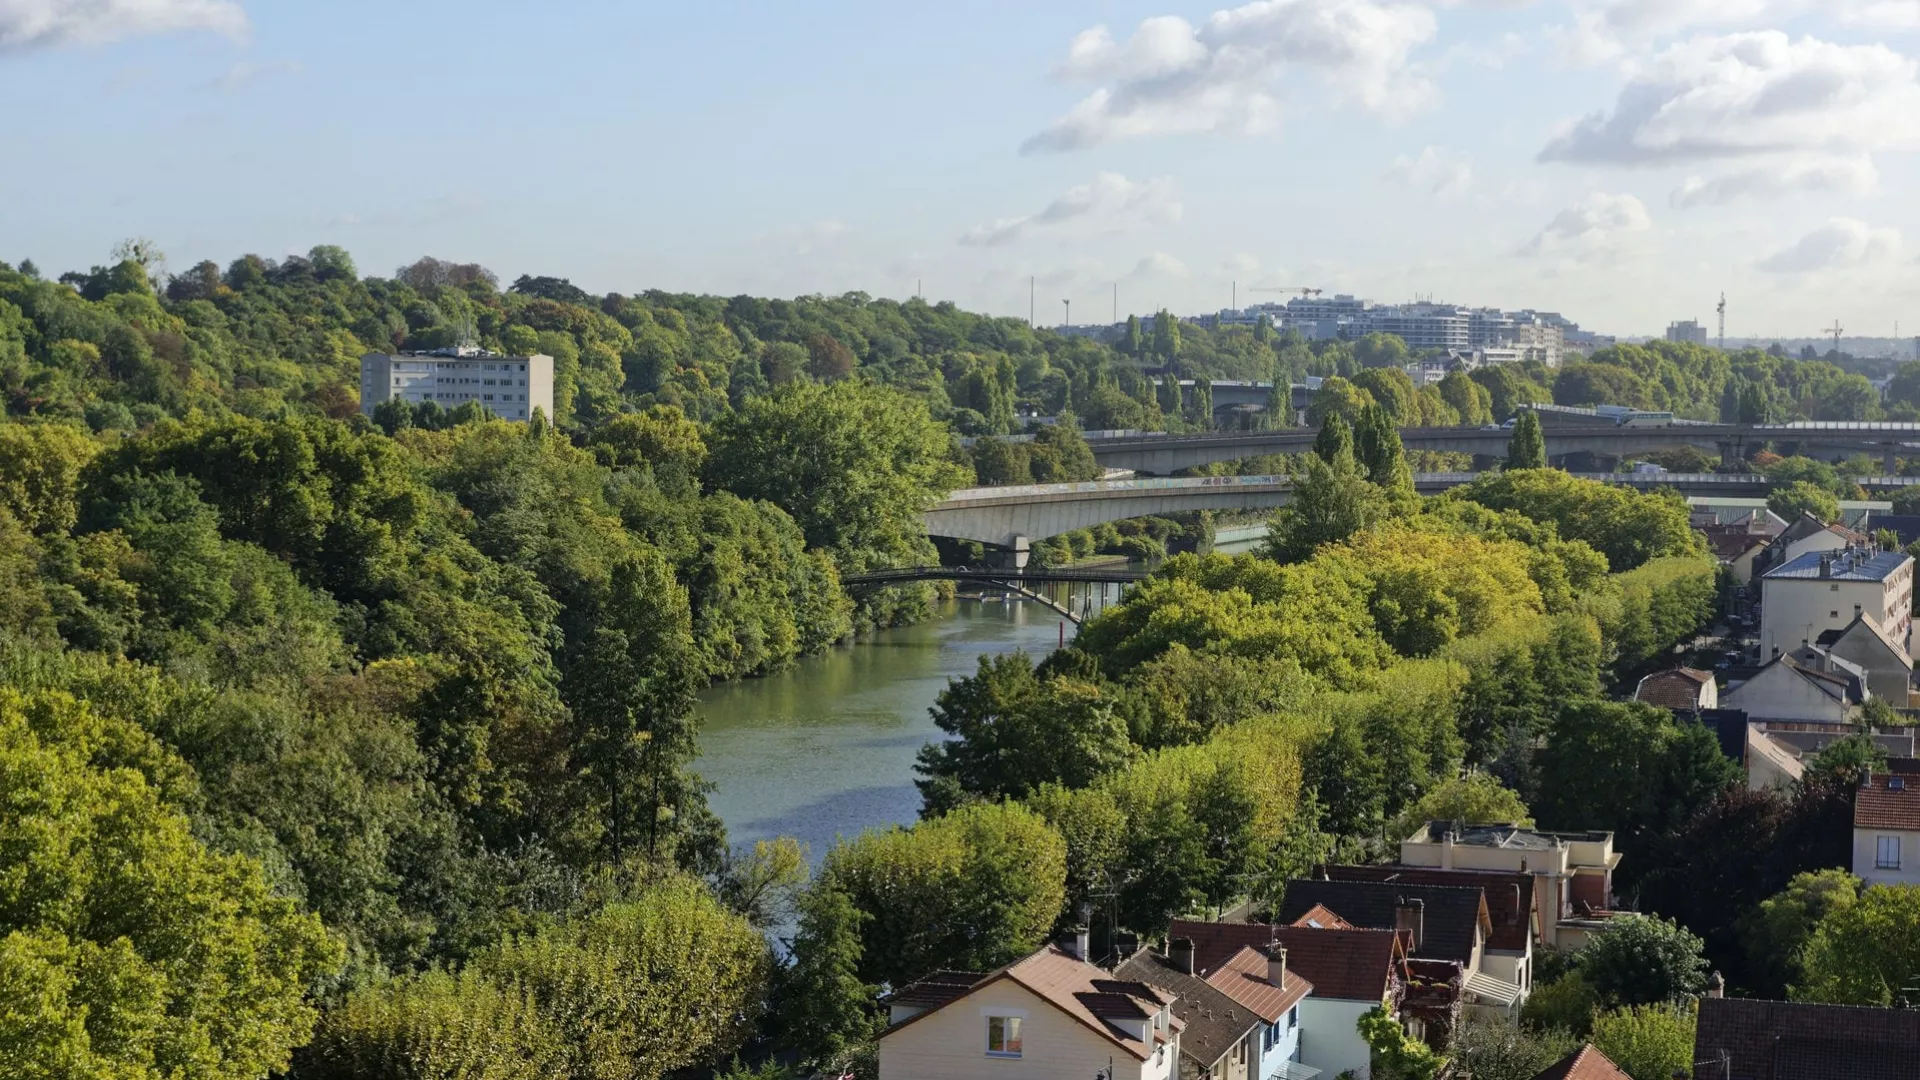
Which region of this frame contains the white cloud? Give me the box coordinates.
[1555,1,1920,65]
[1386,145,1473,199]
[1130,252,1191,279]
[1540,32,1920,168]
[1023,0,1440,153]
[959,173,1181,246]
[1670,156,1878,207]
[0,0,247,50]
[1756,218,1901,272]
[1521,191,1651,260]
[1222,252,1262,276]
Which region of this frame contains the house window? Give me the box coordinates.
[1879,835,1902,869]
[986,1015,1022,1057]
[1831,584,1840,591]
[1288,1005,1298,1030]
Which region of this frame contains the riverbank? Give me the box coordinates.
[694,599,1069,863]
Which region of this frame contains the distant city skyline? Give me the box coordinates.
[4,1,1920,339]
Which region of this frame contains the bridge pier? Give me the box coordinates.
[989,536,1030,572]
[1886,447,1899,475]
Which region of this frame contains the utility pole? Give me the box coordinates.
[1232,280,1237,311]
[1112,282,1118,324]
[1029,276,1034,328]
[1716,293,1726,351]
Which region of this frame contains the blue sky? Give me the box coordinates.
[5,0,1920,337]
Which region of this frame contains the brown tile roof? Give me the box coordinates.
[1170,919,1403,1002]
[1531,1044,1631,1080]
[1635,668,1715,709]
[1320,864,1536,952]
[1114,951,1260,1070]
[879,946,1169,1060]
[1288,902,1355,929]
[1695,996,1920,1080]
[882,969,984,1009]
[1856,773,1920,830]
[1203,945,1314,1025]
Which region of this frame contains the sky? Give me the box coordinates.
[4,0,1920,338]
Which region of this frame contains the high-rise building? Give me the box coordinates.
[1666,320,1710,345]
[360,348,555,422]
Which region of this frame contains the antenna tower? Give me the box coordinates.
[1827,320,1845,353]
[1716,293,1726,350]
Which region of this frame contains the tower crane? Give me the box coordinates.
[1249,287,1323,299]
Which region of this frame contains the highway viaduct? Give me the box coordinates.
[924,471,1920,553]
[1084,421,1920,476]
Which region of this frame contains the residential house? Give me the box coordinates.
[1692,996,1920,1079]
[1287,903,1354,930]
[1758,546,1914,661]
[1854,772,1920,888]
[877,944,1180,1080]
[1720,655,1861,724]
[1171,920,1408,1080]
[1277,881,1516,1019]
[1316,865,1535,1007]
[1765,512,1870,571]
[1198,945,1318,1080]
[1398,823,1621,949]
[1633,668,1718,711]
[1529,1044,1631,1080]
[1699,509,1784,585]
[1114,944,1296,1080]
[1815,614,1914,703]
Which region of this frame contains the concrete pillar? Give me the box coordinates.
[1008,536,1029,572]
[1885,446,1899,476]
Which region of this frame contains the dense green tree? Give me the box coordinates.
[1577,915,1710,1007]
[1590,1004,1696,1080]
[1313,411,1354,464]
[1741,870,1859,998]
[779,881,879,1069]
[1265,446,1389,563]
[0,687,342,1080]
[704,380,967,569]
[473,877,770,1079]
[1353,403,1414,496]
[1767,480,1840,525]
[1446,1012,1578,1080]
[297,971,565,1080]
[1535,702,1739,863]
[1796,883,1920,1005]
[1506,410,1546,469]
[915,652,1135,811]
[821,802,1067,987]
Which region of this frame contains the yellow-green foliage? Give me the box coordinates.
[300,970,566,1080]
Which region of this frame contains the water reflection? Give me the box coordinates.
[694,599,1069,863]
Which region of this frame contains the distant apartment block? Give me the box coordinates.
[1666,320,1710,345]
[1205,294,1570,366]
[360,348,554,422]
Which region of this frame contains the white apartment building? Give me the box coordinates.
[360,348,555,422]
[1759,547,1915,662]
[1666,320,1710,345]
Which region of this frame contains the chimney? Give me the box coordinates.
[1820,554,1833,579]
[1170,937,1196,976]
[1268,945,1288,990]
[1395,898,1425,951]
[1707,971,1725,999]
[1073,926,1090,963]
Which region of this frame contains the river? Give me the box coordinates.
[694,527,1269,863]
[694,599,1070,861]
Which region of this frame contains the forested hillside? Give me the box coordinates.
[0,243,1891,1080]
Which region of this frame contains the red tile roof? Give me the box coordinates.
[1203,945,1315,1024]
[1856,773,1920,830]
[1532,1044,1631,1080]
[1289,902,1355,929]
[1170,919,1402,1002]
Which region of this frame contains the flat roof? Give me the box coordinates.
[1763,549,1911,583]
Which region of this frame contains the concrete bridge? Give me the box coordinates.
[925,471,1920,552]
[1086,420,1920,475]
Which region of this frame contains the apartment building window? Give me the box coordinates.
[985,1016,1022,1056]
[1879,835,1902,870]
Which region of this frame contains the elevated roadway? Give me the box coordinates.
[1086,421,1920,475]
[925,471,1920,550]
